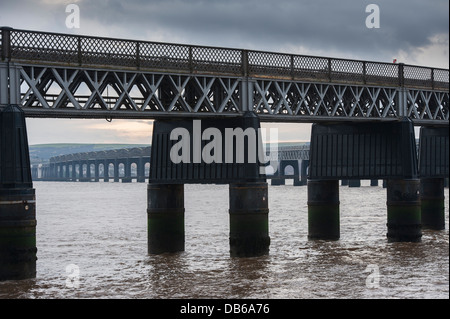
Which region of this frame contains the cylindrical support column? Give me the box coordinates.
[114,160,119,182]
[386,179,422,242]
[300,160,309,185]
[307,180,340,240]
[103,161,110,182]
[122,159,132,183]
[86,162,91,180]
[147,183,184,254]
[72,162,77,181]
[49,163,55,180]
[0,188,37,280]
[229,182,270,257]
[93,162,99,182]
[420,178,445,230]
[0,104,36,280]
[137,158,145,183]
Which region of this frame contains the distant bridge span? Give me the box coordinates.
[32,145,310,183]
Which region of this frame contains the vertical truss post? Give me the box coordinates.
[0,63,20,107]
[77,36,82,66]
[240,78,254,113]
[1,27,12,62]
[397,63,407,117]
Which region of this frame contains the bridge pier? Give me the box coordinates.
[418,127,448,230]
[122,159,132,183]
[70,161,76,181]
[0,105,37,280]
[420,178,445,230]
[308,119,422,243]
[93,161,99,182]
[148,112,268,257]
[307,180,340,240]
[137,158,146,183]
[297,160,309,186]
[147,184,185,254]
[386,179,422,242]
[229,182,270,257]
[103,160,110,182]
[86,161,92,181]
[114,160,120,182]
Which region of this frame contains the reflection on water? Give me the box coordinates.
[0,181,448,299]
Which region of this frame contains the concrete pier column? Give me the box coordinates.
[386,179,422,242]
[49,163,55,180]
[307,180,340,240]
[229,182,270,257]
[137,158,145,183]
[58,164,63,180]
[103,161,110,182]
[114,160,119,182]
[93,161,99,182]
[300,160,309,186]
[122,159,132,183]
[63,166,69,181]
[69,163,73,180]
[420,178,445,230]
[147,183,184,254]
[0,105,37,280]
[86,162,91,180]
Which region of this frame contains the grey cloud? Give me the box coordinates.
[73,0,448,63]
[1,0,448,63]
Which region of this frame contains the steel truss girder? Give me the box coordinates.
[17,65,243,118]
[10,64,450,124]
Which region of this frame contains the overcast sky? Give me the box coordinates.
[1,0,448,145]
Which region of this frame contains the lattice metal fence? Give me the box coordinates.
[1,27,448,91]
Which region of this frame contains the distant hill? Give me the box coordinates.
[29,143,149,164]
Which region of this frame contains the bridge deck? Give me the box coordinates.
[1,28,448,124]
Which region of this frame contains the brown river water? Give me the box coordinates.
[0,181,448,299]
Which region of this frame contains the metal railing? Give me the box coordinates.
[1,27,448,90]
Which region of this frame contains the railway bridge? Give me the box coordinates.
[0,27,448,280]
